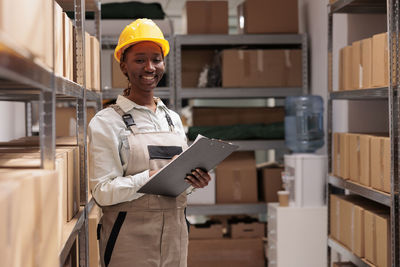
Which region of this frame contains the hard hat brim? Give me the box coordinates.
[114,38,170,63]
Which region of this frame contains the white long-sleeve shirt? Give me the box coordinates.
[88,95,187,206]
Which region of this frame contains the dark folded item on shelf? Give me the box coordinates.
[187,122,284,141]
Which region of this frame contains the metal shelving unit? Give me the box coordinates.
[174,33,309,111]
[179,34,308,217]
[0,0,101,266]
[327,0,398,266]
[101,35,176,109]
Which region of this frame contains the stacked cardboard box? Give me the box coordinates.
[89,204,102,267]
[216,152,258,203]
[192,107,284,126]
[56,106,96,137]
[0,0,53,68]
[183,1,228,34]
[330,194,390,266]
[0,147,80,223]
[0,169,60,267]
[222,49,302,88]
[189,223,224,240]
[333,133,390,194]
[339,32,388,90]
[188,238,265,267]
[257,166,283,203]
[230,222,265,239]
[237,0,298,34]
[181,49,215,88]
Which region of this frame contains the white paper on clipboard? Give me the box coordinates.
[137,135,239,197]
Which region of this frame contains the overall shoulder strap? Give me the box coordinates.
[161,105,175,132]
[110,104,139,134]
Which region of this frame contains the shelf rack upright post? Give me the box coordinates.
[326,0,400,266]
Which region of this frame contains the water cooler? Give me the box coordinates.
[283,153,327,207]
[267,95,327,267]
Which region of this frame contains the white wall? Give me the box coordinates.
[0,102,25,141]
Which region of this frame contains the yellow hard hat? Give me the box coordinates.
[114,18,169,63]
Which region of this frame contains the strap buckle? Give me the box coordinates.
[122,114,135,128]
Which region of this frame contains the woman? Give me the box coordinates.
[88,19,211,267]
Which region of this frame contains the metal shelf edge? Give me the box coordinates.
[329,87,388,100]
[102,87,172,99]
[180,87,303,99]
[175,34,304,45]
[187,140,287,151]
[59,208,85,265]
[329,0,386,14]
[328,238,370,267]
[186,203,267,216]
[328,175,391,206]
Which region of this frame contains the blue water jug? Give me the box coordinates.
[284,95,324,153]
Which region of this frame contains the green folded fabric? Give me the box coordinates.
[187,122,284,141]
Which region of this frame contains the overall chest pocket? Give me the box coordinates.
[147,145,183,160]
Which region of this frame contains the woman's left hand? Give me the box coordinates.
[185,168,211,188]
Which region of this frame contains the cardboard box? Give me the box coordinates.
[222,49,302,88]
[192,107,284,126]
[348,133,360,183]
[54,2,64,77]
[111,53,128,89]
[231,222,265,239]
[339,133,350,179]
[183,1,228,34]
[372,32,389,87]
[85,32,92,90]
[56,107,96,137]
[181,49,215,88]
[1,0,53,68]
[339,197,353,249]
[90,36,101,91]
[339,48,344,90]
[333,132,341,176]
[361,38,373,89]
[0,169,60,267]
[216,152,258,203]
[189,223,223,239]
[341,46,353,90]
[352,41,362,90]
[329,194,341,241]
[0,180,20,267]
[63,13,74,81]
[0,148,79,222]
[360,135,372,186]
[237,0,298,34]
[364,210,390,267]
[187,170,216,205]
[89,204,101,267]
[258,167,283,202]
[188,238,265,267]
[371,137,391,193]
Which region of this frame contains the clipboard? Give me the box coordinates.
[137,135,239,197]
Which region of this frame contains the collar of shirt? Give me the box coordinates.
[116,95,166,113]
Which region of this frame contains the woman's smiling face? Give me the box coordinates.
[120,41,165,92]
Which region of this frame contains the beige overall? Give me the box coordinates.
[98,104,189,267]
